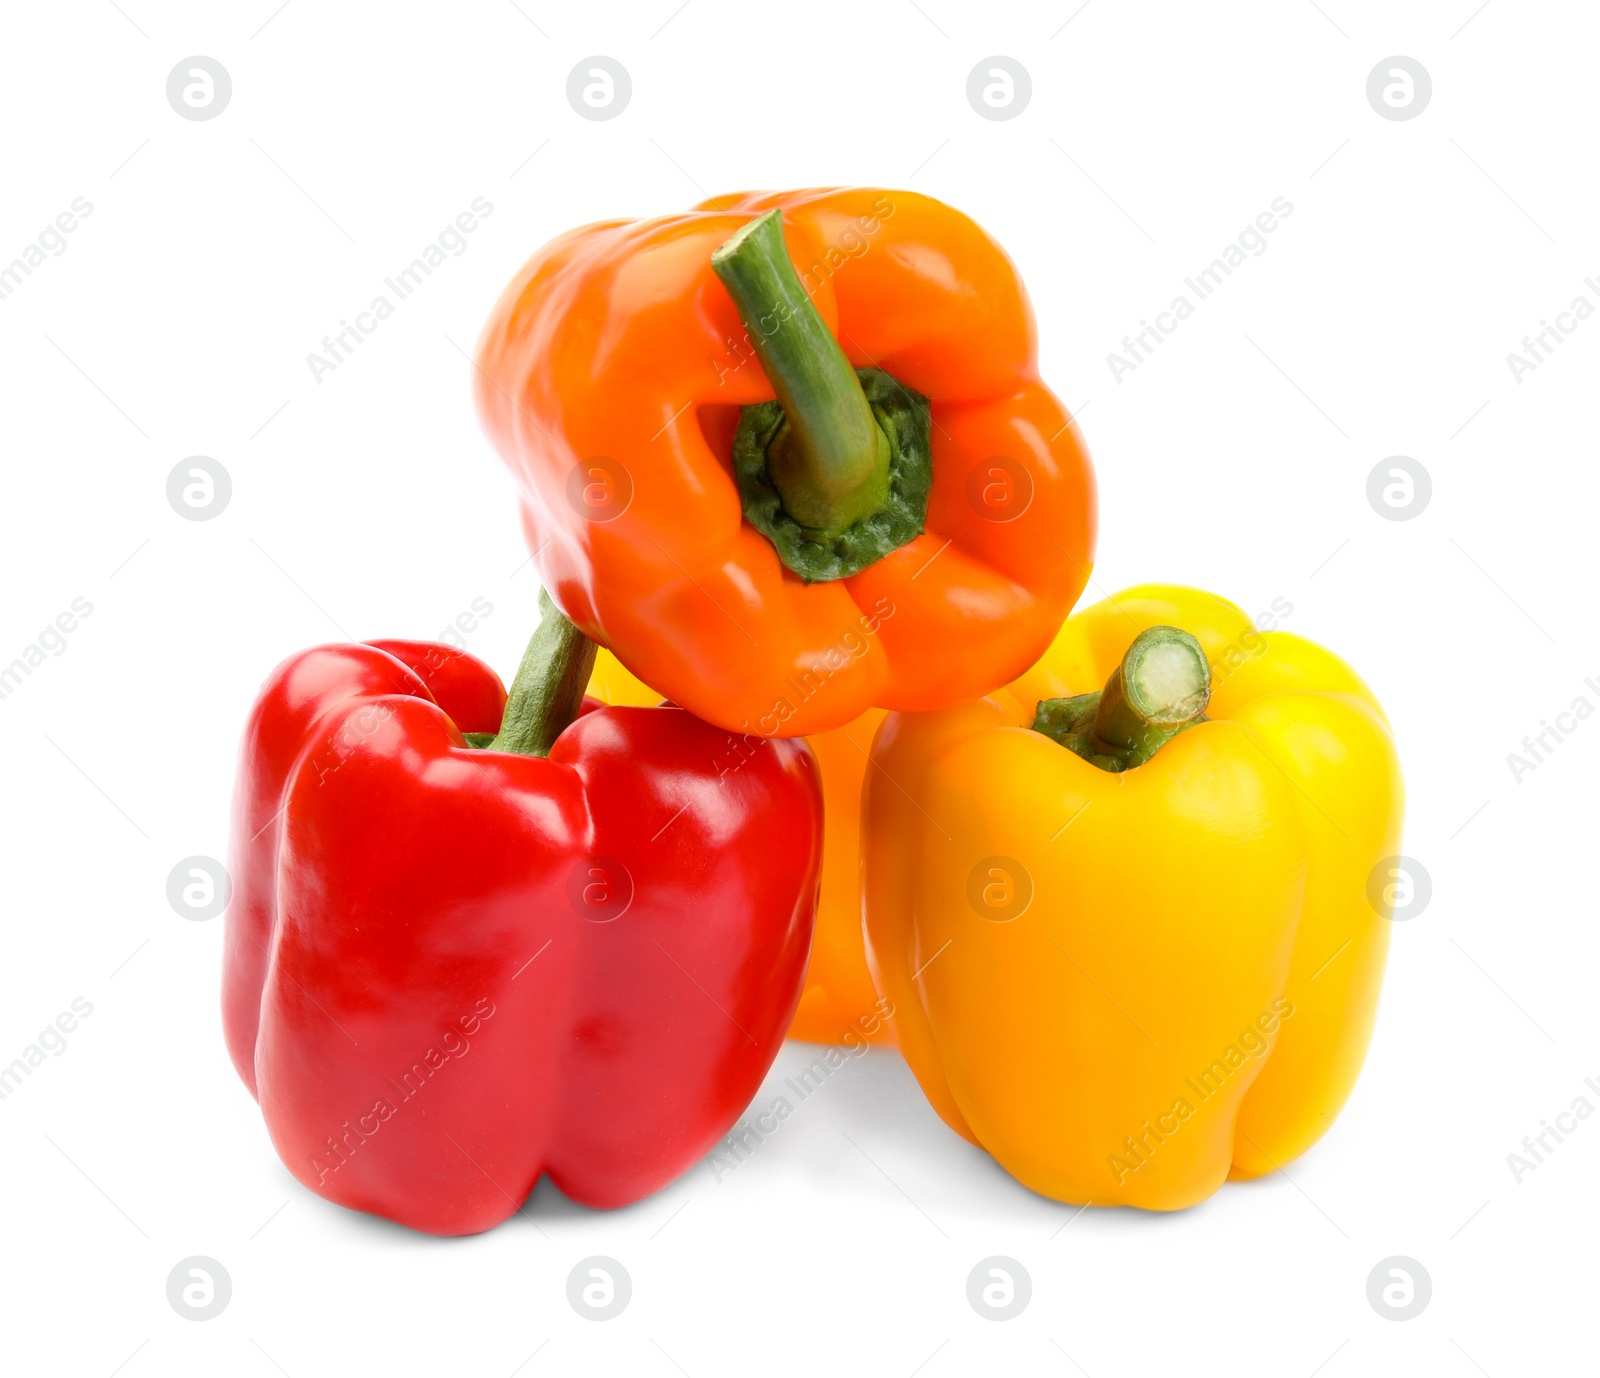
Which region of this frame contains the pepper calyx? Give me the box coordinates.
[731,367,931,583]
[1030,625,1212,772]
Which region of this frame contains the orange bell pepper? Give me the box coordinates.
[785,708,895,1046]
[475,188,1095,737]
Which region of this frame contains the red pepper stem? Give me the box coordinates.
[486,590,597,757]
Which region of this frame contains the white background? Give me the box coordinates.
[1,1,1595,1374]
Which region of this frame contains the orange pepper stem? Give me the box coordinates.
[485,590,598,757]
[711,210,891,535]
[1031,626,1211,771]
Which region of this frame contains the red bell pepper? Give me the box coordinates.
[223,594,822,1235]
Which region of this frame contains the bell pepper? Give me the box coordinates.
[223,595,822,1235]
[585,645,661,711]
[580,651,892,1047]
[863,585,1404,1209]
[475,187,1096,737]
[784,708,895,1045]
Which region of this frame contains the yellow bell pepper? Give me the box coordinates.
[862,584,1404,1209]
[586,652,892,1047]
[586,647,662,710]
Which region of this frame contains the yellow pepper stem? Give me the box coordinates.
[1031,626,1211,771]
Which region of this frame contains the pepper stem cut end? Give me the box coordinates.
[484,590,598,757]
[1030,626,1211,772]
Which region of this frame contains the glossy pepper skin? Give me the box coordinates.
[863,585,1404,1209]
[785,708,894,1045]
[475,187,1096,737]
[580,651,892,1047]
[223,637,821,1235]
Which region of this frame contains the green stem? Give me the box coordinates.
[1094,627,1211,766]
[484,590,598,757]
[711,210,890,535]
[1031,626,1211,772]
